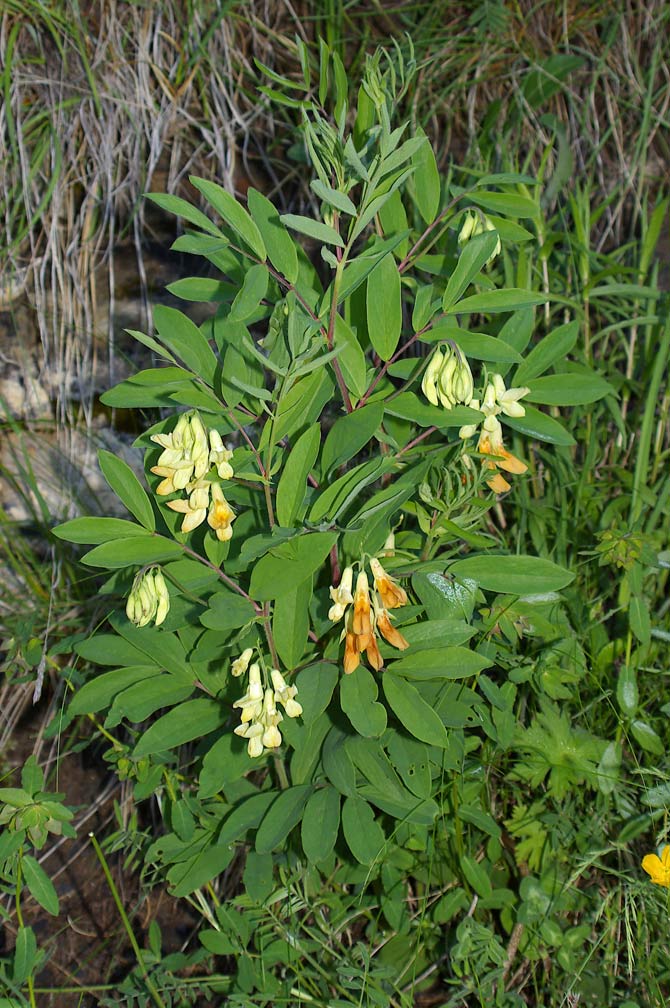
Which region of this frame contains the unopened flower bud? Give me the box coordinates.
[231,647,254,678]
[421,347,444,407]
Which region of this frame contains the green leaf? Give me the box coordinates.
[513,321,579,384]
[449,555,574,594]
[460,854,493,898]
[69,666,159,716]
[229,263,269,322]
[273,370,334,444]
[333,314,367,398]
[367,254,402,360]
[386,734,431,799]
[133,699,223,756]
[200,591,257,632]
[340,668,387,737]
[442,231,500,312]
[249,531,338,600]
[280,213,344,248]
[631,720,664,756]
[617,666,638,717]
[502,404,576,446]
[411,572,478,620]
[399,619,476,651]
[13,925,37,986]
[247,188,298,282]
[243,851,274,903]
[189,176,266,259]
[75,634,154,667]
[255,785,313,853]
[382,673,448,747]
[146,192,224,237]
[81,536,182,569]
[629,595,651,646]
[52,516,148,545]
[341,795,386,864]
[106,675,193,727]
[108,614,189,676]
[199,734,255,798]
[218,792,276,847]
[470,191,538,218]
[295,663,338,722]
[388,646,491,681]
[410,127,439,224]
[276,424,321,527]
[97,451,156,531]
[322,727,357,796]
[22,854,59,915]
[321,402,384,475]
[309,457,390,522]
[385,391,481,429]
[310,180,357,216]
[168,844,235,898]
[153,305,219,387]
[378,189,409,258]
[335,235,408,304]
[445,288,544,315]
[166,277,234,302]
[301,787,340,863]
[273,576,311,669]
[423,324,521,364]
[525,372,614,406]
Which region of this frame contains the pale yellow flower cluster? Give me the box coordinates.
[458,374,530,494]
[329,558,409,675]
[231,650,302,758]
[150,412,236,540]
[126,568,170,627]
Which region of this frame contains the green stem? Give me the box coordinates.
[16,857,37,1008]
[88,832,167,1008]
[326,256,353,412]
[630,313,670,525]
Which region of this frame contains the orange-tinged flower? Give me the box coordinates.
[478,415,526,493]
[363,633,383,671]
[376,609,409,651]
[369,557,407,610]
[352,571,373,638]
[343,627,360,675]
[642,845,670,887]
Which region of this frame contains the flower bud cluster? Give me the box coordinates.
[458,210,501,264]
[232,659,302,759]
[126,568,170,627]
[329,557,409,675]
[150,412,236,540]
[421,345,474,411]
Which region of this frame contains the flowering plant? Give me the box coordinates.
[54,45,612,920]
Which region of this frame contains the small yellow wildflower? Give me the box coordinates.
[642,845,670,887]
[207,482,236,541]
[166,481,210,532]
[328,565,354,622]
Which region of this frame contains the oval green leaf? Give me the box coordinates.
[382,672,448,747]
[449,554,574,594]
